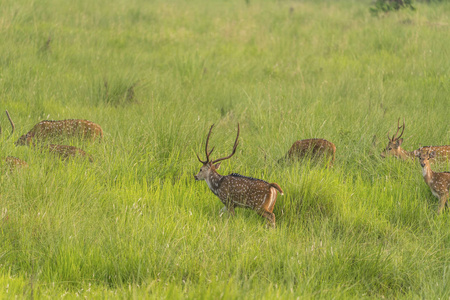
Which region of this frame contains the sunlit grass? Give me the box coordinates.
[1,0,450,298]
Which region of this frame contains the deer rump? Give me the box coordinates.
[217,173,283,209]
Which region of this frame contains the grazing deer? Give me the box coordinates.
[381,119,450,163]
[415,148,450,214]
[43,144,93,162]
[15,119,103,146]
[280,138,336,167]
[194,124,284,227]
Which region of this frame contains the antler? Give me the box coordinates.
[388,118,405,141]
[211,123,240,164]
[196,124,215,164]
[2,110,15,140]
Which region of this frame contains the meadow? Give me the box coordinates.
[1,0,449,298]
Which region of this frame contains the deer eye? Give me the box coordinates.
[388,147,392,150]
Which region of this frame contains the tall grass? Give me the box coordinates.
[1,0,450,298]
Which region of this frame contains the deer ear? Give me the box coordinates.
[413,150,419,157]
[213,163,221,170]
[397,138,403,146]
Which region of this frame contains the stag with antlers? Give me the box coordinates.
[194,124,284,227]
[381,119,450,163]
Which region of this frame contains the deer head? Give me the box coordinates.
[194,124,239,181]
[381,118,410,159]
[415,148,436,168]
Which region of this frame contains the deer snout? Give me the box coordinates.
[194,174,199,181]
[380,152,386,158]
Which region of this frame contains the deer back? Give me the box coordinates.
[285,139,336,163]
[217,174,283,209]
[415,146,450,164]
[16,119,103,145]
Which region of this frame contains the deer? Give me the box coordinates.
[279,138,336,167]
[1,110,28,171]
[415,148,450,214]
[15,119,103,146]
[194,124,284,227]
[381,119,450,163]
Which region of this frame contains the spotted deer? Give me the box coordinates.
[280,138,336,167]
[381,119,450,163]
[15,119,103,146]
[5,156,28,171]
[43,144,94,162]
[194,124,284,227]
[415,148,450,214]
[1,111,28,171]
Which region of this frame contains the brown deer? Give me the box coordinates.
[43,144,94,162]
[381,119,450,163]
[15,119,103,146]
[194,124,284,227]
[280,138,336,167]
[415,148,450,214]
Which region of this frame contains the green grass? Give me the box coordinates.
[1,0,450,298]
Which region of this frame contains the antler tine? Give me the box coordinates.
[397,118,405,140]
[196,153,206,164]
[204,124,215,163]
[5,110,14,140]
[391,118,402,141]
[197,124,215,164]
[212,123,240,164]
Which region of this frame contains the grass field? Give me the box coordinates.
[1,0,450,298]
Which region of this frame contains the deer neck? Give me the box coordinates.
[421,162,434,185]
[205,169,223,196]
[398,147,415,160]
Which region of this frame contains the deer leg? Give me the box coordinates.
[438,193,449,215]
[261,211,276,227]
[220,203,235,216]
[227,204,236,216]
[219,206,227,216]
